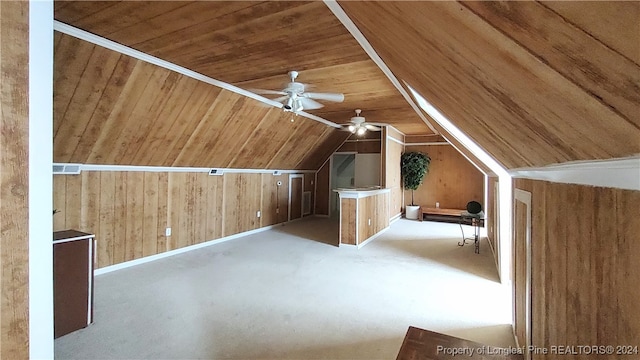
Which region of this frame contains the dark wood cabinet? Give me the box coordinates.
[53,230,95,338]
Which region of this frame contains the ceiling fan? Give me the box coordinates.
[252,71,344,114]
[341,109,382,135]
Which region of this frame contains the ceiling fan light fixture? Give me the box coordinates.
[357,127,366,135]
[284,97,294,110]
[294,99,304,113]
[348,125,355,133]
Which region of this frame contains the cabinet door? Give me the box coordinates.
[54,239,90,338]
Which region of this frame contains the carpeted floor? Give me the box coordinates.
[55,217,513,360]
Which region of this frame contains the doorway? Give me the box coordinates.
[329,153,355,218]
[513,189,532,358]
[289,175,304,221]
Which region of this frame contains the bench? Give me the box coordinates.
[418,207,464,223]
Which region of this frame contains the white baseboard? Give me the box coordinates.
[390,213,402,223]
[357,226,390,249]
[95,224,280,275]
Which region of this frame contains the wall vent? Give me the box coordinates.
[209,169,224,176]
[273,170,282,176]
[53,164,81,174]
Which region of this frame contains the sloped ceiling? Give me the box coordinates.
[339,1,640,169]
[53,1,433,135]
[53,32,346,170]
[54,1,639,171]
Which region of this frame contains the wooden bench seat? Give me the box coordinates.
[418,207,464,223]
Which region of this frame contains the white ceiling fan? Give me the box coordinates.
[252,71,344,114]
[341,109,383,135]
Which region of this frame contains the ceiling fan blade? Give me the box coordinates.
[272,96,289,103]
[364,124,382,131]
[299,97,324,110]
[303,92,344,102]
[250,88,287,96]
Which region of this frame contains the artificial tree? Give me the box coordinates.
[401,151,431,206]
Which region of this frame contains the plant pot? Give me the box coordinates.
[405,205,420,220]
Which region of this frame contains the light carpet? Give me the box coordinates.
[55,217,514,360]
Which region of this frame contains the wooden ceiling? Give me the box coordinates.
[54,1,639,170]
[53,33,347,170]
[53,1,433,135]
[339,1,640,169]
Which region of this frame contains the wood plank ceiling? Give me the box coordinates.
[54,1,639,170]
[53,32,345,170]
[339,1,640,169]
[53,1,433,136]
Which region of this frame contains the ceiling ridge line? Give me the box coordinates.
[324,0,439,135]
[53,20,342,129]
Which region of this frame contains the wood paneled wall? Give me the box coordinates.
[314,161,330,216]
[404,145,483,210]
[357,193,390,243]
[340,198,357,245]
[54,171,299,269]
[385,130,404,218]
[0,1,30,357]
[336,140,381,154]
[514,179,640,359]
[53,32,343,170]
[336,132,382,154]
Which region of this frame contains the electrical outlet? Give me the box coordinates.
[256,210,261,218]
[436,202,440,208]
[165,227,171,236]
[276,208,280,214]
[311,180,314,185]
[368,218,371,226]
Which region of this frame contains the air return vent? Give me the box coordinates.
[53,164,81,174]
[209,169,224,176]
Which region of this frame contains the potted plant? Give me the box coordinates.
[401,151,431,220]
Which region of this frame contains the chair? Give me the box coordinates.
[458,201,484,253]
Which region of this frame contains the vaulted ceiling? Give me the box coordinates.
[53,1,640,170]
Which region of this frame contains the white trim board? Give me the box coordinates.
[53,21,341,130]
[405,142,450,146]
[54,163,316,174]
[96,223,282,275]
[358,226,389,249]
[324,1,438,135]
[510,156,640,191]
[30,1,55,357]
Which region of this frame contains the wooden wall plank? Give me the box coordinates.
[98,172,115,268]
[314,161,331,215]
[515,179,640,359]
[404,145,483,210]
[56,169,294,269]
[53,176,67,230]
[340,198,357,245]
[204,175,223,241]
[142,172,159,257]
[112,172,127,264]
[125,172,144,261]
[156,173,169,253]
[0,1,30,356]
